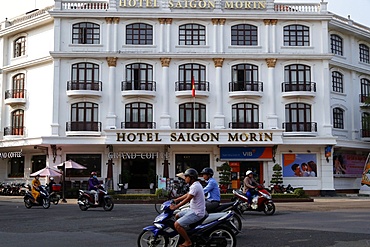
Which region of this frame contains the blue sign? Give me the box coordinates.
[220,147,273,160]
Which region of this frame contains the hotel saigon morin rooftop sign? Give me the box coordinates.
[119,0,267,9]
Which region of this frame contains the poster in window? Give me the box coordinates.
[282,153,317,177]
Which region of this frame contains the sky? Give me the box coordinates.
[0,0,369,27]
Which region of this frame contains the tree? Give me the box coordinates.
[270,163,283,185]
[218,162,231,193]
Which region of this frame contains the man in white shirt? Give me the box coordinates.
[170,168,206,247]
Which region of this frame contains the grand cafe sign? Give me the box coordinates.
[119,0,267,9]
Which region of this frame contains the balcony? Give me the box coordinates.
[121,122,156,129]
[361,129,370,141]
[121,80,156,97]
[67,80,102,97]
[282,122,317,136]
[4,126,25,136]
[61,1,109,10]
[228,122,263,129]
[359,94,370,105]
[4,89,27,105]
[228,81,263,98]
[175,81,209,97]
[175,122,210,129]
[66,121,102,136]
[281,82,316,97]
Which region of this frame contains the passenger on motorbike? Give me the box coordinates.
[200,167,220,212]
[243,170,257,207]
[31,175,41,203]
[48,177,56,193]
[170,168,206,247]
[88,172,100,205]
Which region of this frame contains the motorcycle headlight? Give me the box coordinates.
[260,192,271,199]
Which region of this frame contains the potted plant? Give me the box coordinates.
[218,162,231,193]
[270,163,283,193]
[120,169,131,194]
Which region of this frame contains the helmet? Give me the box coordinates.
[91,171,97,176]
[50,177,54,181]
[246,170,253,176]
[184,168,198,179]
[200,167,214,176]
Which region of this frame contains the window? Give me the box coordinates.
[360,44,370,64]
[283,25,309,46]
[283,64,312,92]
[231,24,258,46]
[362,113,370,137]
[70,102,100,131]
[124,63,154,90]
[230,64,259,91]
[9,156,24,177]
[231,103,260,129]
[14,36,26,57]
[72,22,100,44]
[126,23,153,45]
[333,107,344,129]
[12,73,25,98]
[31,155,46,174]
[124,102,154,129]
[178,102,207,129]
[360,78,370,103]
[11,109,24,135]
[177,63,207,92]
[179,24,206,45]
[66,154,102,177]
[330,34,343,56]
[70,62,100,90]
[332,71,343,93]
[175,154,210,175]
[284,103,315,132]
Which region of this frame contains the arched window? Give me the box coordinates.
[231,24,258,46]
[230,64,259,91]
[333,107,344,129]
[179,24,206,45]
[332,71,343,93]
[360,78,370,103]
[360,44,370,64]
[9,73,25,99]
[124,102,154,129]
[330,34,343,56]
[361,112,370,138]
[177,63,208,92]
[72,22,100,44]
[69,62,100,90]
[69,102,100,131]
[126,23,153,45]
[283,25,309,46]
[14,36,26,57]
[178,103,207,129]
[284,103,315,132]
[231,103,260,129]
[11,109,24,135]
[283,64,313,92]
[123,63,154,91]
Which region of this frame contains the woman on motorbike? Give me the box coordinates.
[31,175,41,203]
[243,170,257,207]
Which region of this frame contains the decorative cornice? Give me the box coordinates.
[113,17,120,24]
[270,19,278,25]
[165,18,173,25]
[106,57,118,67]
[158,18,166,24]
[105,17,113,24]
[219,19,226,25]
[160,58,171,67]
[213,58,224,67]
[266,58,277,68]
[211,18,219,25]
[263,19,271,25]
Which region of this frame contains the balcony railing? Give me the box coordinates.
[4,126,25,136]
[175,122,210,129]
[229,81,263,92]
[66,121,101,131]
[61,1,109,10]
[274,3,321,13]
[67,80,102,91]
[175,81,209,92]
[282,122,317,132]
[121,80,156,91]
[361,129,370,138]
[121,122,156,129]
[5,89,27,99]
[359,94,370,103]
[228,122,263,129]
[282,82,316,92]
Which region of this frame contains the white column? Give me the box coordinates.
[158,18,165,53]
[166,19,172,53]
[212,19,218,53]
[271,19,277,53]
[160,58,171,129]
[106,57,117,129]
[105,18,112,52]
[51,59,61,136]
[213,58,225,129]
[263,20,270,53]
[266,58,278,129]
[350,71,357,139]
[113,17,119,52]
[219,19,225,53]
[321,60,333,136]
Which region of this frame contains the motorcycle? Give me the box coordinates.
[46,184,61,205]
[138,200,237,247]
[77,184,114,211]
[233,185,275,215]
[24,185,50,209]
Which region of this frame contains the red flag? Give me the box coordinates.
[191,76,195,97]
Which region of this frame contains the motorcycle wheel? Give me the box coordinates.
[24,198,32,209]
[53,198,59,205]
[79,198,89,211]
[42,198,51,209]
[103,198,114,211]
[207,225,237,247]
[263,202,275,215]
[137,230,169,247]
[231,213,242,234]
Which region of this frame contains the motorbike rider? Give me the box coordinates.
[200,167,220,212]
[31,175,41,203]
[170,168,206,247]
[48,177,56,193]
[243,170,257,207]
[88,172,100,205]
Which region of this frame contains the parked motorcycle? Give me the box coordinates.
[77,184,114,211]
[24,185,50,209]
[138,200,237,247]
[233,185,275,215]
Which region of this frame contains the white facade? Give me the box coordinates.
[1,0,370,195]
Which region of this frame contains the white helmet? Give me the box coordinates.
[246,170,253,176]
[50,177,54,180]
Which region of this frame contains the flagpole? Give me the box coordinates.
[192,76,196,129]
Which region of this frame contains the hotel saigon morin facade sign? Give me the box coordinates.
[119,0,267,9]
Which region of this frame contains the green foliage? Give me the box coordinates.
[270,163,283,185]
[218,162,231,186]
[108,189,115,195]
[113,194,158,200]
[293,188,306,197]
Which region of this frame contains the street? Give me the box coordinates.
[0,197,369,247]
